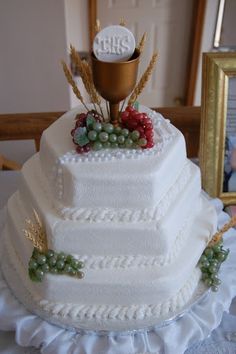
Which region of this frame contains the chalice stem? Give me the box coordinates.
[109,103,120,123]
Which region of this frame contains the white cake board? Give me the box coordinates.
[0,199,236,354]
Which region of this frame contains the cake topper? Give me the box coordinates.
[62,20,158,154]
[93,25,136,62]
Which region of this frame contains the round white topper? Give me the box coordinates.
[93,25,136,63]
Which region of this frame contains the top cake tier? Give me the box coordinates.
[39,105,187,210]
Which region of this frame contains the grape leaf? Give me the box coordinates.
[133,101,139,111]
[86,114,96,129]
[74,127,89,146]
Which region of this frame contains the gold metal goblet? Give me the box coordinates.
[91,49,140,122]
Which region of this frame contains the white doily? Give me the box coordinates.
[0,199,236,354]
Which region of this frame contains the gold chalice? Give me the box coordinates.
[91,49,140,122]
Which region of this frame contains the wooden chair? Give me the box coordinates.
[0,154,22,170]
[154,106,201,158]
[0,111,63,170]
[0,107,201,170]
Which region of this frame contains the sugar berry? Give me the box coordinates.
[75,113,87,126]
[114,126,122,134]
[121,128,129,137]
[125,106,135,113]
[145,129,154,140]
[88,130,97,141]
[93,141,103,150]
[93,122,102,132]
[76,145,90,153]
[136,127,145,135]
[99,132,109,142]
[145,122,153,130]
[121,111,130,121]
[103,123,114,134]
[109,134,117,143]
[126,119,138,130]
[138,138,147,147]
[130,130,140,141]
[131,112,142,120]
[118,135,125,144]
[83,145,90,153]
[125,138,133,148]
[146,140,154,148]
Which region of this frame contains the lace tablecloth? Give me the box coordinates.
[0,199,236,354]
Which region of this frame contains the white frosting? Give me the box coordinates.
[18,155,201,258]
[6,192,191,269]
[2,104,218,331]
[1,230,201,331]
[26,152,192,224]
[2,194,216,331]
[56,158,193,223]
[39,105,186,210]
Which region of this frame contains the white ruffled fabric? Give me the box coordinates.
[0,199,236,354]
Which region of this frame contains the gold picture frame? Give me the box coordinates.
[200,52,236,205]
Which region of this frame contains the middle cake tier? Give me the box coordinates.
[18,154,203,264]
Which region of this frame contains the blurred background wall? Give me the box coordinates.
[1,0,235,113]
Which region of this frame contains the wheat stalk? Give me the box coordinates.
[23,209,48,253]
[208,216,236,246]
[83,60,105,117]
[128,52,158,106]
[120,18,126,26]
[95,19,101,34]
[82,60,99,112]
[61,60,89,111]
[70,46,104,117]
[70,45,92,96]
[137,32,147,54]
[83,60,101,104]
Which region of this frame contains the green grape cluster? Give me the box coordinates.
[86,122,146,150]
[28,248,84,282]
[199,240,229,292]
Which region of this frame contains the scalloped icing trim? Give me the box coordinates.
[76,217,190,269]
[39,269,200,321]
[2,227,200,322]
[10,192,191,271]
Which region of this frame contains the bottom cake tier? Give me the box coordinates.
[1,193,217,331]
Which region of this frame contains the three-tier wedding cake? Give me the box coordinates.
[2,103,217,331]
[1,23,220,332]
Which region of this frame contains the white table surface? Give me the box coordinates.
[1,171,236,354]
